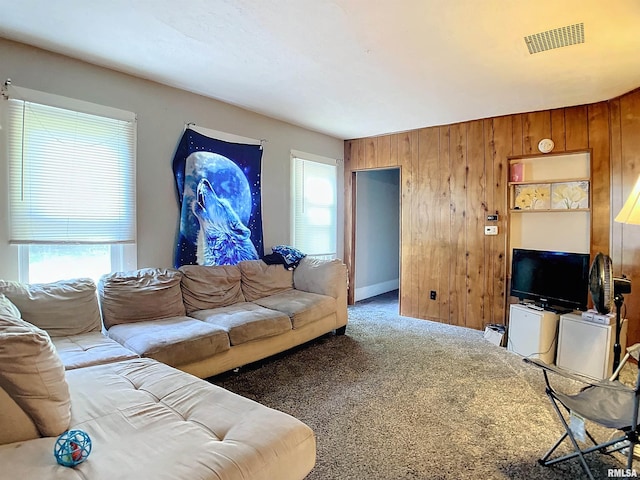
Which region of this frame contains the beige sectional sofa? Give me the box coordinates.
[0,257,348,479]
[99,257,348,378]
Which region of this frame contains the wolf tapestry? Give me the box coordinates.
[172,128,264,268]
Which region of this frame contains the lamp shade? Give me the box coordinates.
[615,174,640,225]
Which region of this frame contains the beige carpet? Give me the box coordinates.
[211,292,631,479]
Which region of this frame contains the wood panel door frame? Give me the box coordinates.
[346,166,403,306]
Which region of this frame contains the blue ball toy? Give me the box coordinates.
[53,430,92,467]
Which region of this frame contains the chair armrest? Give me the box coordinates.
[523,357,632,392]
[523,357,596,384]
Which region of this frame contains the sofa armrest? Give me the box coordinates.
[293,258,348,330]
[293,258,347,299]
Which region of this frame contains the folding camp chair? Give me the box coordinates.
[524,343,640,480]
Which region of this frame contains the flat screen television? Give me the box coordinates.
[510,248,590,312]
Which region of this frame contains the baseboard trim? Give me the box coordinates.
[354,279,399,302]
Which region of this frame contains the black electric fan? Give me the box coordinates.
[588,252,632,370]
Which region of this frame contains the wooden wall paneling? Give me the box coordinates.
[522,111,552,154]
[390,133,399,167]
[449,122,468,326]
[438,126,452,323]
[364,137,377,169]
[399,131,417,318]
[483,118,497,325]
[377,134,391,168]
[413,129,428,319]
[465,120,487,329]
[351,138,363,171]
[610,98,624,273]
[344,91,639,339]
[343,142,355,304]
[418,127,441,320]
[619,91,640,345]
[409,131,420,319]
[511,114,524,157]
[588,101,611,258]
[551,109,566,151]
[565,105,589,151]
[344,140,352,168]
[484,116,511,325]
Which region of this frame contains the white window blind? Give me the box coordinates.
[7,98,136,244]
[292,155,337,256]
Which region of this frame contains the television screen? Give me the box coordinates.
[510,248,590,312]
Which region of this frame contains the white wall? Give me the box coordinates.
[354,168,400,301]
[0,39,344,280]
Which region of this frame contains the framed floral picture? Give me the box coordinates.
[551,181,589,209]
[514,183,551,210]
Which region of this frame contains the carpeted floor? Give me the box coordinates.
[211,291,631,479]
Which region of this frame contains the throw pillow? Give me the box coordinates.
[0,293,71,438]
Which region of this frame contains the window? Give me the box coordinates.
[4,86,137,283]
[291,152,337,258]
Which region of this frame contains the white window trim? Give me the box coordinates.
[4,85,138,282]
[290,150,338,258]
[6,85,135,122]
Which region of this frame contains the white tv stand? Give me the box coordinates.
[507,303,559,364]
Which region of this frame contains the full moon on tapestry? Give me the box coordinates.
[172,128,264,267]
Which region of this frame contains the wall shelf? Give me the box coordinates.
[510,208,590,214]
[508,176,590,186]
[507,156,591,213]
[506,150,592,256]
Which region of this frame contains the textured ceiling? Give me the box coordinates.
[1,0,639,139]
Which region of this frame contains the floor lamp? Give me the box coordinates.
[612,174,640,370]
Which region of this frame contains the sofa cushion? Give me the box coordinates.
[99,268,186,329]
[52,332,139,370]
[190,302,292,345]
[0,278,101,336]
[238,260,293,302]
[253,290,337,329]
[107,316,230,367]
[0,358,316,480]
[0,294,71,438]
[179,264,245,313]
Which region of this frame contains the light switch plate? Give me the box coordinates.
[484,226,498,235]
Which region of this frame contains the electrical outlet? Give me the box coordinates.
[430,290,437,300]
[484,226,498,235]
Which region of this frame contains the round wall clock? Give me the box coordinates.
[538,138,555,154]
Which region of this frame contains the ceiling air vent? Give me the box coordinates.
[524,23,584,54]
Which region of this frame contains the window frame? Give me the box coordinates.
[290,150,338,259]
[3,85,138,282]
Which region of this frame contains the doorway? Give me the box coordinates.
[353,168,401,310]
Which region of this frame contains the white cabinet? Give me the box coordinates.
[507,303,559,364]
[556,313,628,380]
